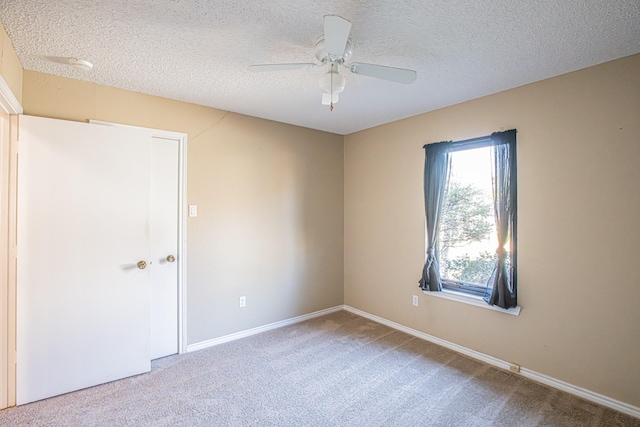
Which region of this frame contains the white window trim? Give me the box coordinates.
[423,288,521,316]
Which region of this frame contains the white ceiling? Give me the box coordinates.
[1,1,639,135]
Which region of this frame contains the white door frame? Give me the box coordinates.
[0,76,22,116]
[0,75,22,408]
[90,120,188,354]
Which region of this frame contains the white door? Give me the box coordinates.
[150,137,179,359]
[16,116,153,404]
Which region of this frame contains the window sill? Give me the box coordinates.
[423,289,521,316]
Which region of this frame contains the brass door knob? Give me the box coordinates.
[137,260,147,270]
[166,255,175,263]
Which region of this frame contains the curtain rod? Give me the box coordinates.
[423,129,516,150]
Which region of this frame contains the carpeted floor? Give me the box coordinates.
[0,310,638,426]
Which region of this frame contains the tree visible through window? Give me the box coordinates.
[438,146,507,295]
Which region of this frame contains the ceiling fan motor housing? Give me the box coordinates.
[315,37,353,64]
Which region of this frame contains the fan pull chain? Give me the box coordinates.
[330,63,334,111]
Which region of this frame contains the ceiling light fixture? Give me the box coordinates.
[68,58,93,71]
[319,63,345,111]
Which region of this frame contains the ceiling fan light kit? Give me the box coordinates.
[321,92,339,106]
[319,68,346,95]
[248,15,417,110]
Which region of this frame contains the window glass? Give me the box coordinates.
[437,146,511,293]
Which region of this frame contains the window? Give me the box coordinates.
[439,145,499,296]
[419,130,517,309]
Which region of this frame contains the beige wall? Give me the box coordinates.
[22,70,344,345]
[344,54,640,407]
[0,24,22,104]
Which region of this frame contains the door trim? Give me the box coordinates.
[0,75,22,115]
[0,74,22,408]
[90,121,188,354]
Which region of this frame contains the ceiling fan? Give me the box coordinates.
[248,15,417,110]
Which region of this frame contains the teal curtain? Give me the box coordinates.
[484,130,517,308]
[419,142,451,292]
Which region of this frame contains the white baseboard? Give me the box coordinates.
[517,367,640,420]
[343,305,640,420]
[186,305,344,353]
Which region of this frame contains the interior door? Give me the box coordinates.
[150,137,179,359]
[16,115,153,405]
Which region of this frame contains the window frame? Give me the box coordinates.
[435,134,518,300]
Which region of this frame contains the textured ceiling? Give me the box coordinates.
[1,1,639,135]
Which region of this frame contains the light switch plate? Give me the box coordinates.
[189,205,197,217]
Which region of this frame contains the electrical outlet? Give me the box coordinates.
[509,363,520,373]
[412,295,419,307]
[239,296,246,308]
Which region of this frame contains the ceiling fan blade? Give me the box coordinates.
[248,63,317,72]
[349,62,417,84]
[321,92,339,105]
[324,15,352,56]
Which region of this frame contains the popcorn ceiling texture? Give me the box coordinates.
[0,0,639,134]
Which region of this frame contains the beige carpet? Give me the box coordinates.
[0,310,638,426]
